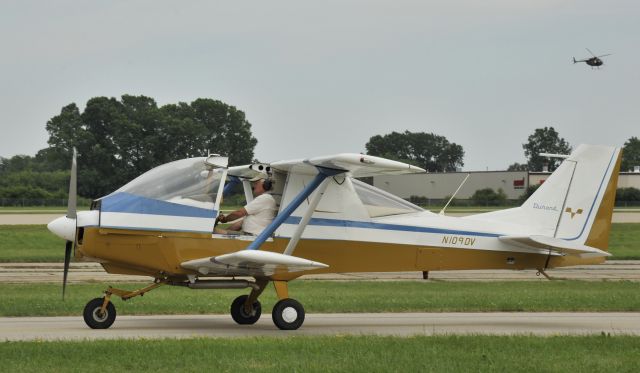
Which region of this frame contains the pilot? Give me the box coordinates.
[215,175,277,236]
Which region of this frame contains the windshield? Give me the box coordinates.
[352,179,423,217]
[108,158,223,210]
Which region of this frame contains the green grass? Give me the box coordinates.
[1,281,639,317]
[1,335,639,372]
[1,223,638,262]
[608,223,640,259]
[0,225,66,262]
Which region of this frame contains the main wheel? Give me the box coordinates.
[83,297,116,329]
[272,298,305,330]
[230,295,262,325]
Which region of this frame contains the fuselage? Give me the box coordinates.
[69,208,600,282]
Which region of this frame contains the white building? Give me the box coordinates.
[373,171,640,200]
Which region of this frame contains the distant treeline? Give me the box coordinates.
[0,155,69,200]
[2,94,638,204]
[1,95,257,200]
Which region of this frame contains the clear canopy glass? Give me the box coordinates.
[109,158,223,210]
[352,179,423,217]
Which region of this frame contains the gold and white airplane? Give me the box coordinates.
[48,144,621,330]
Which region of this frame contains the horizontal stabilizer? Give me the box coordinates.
[499,235,611,258]
[181,250,328,277]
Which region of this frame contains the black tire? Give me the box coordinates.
[272,298,305,330]
[83,297,116,329]
[230,295,262,325]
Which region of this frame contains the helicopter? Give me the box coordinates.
[573,48,612,68]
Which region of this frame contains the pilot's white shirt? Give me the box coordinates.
[242,193,277,235]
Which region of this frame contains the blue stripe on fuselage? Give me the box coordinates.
[283,216,501,237]
[101,192,216,219]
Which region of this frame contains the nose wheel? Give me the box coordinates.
[83,297,116,329]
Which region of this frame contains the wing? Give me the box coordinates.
[227,163,271,179]
[499,235,611,258]
[181,250,328,277]
[271,153,425,177]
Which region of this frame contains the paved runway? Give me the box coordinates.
[2,261,639,284]
[1,312,638,341]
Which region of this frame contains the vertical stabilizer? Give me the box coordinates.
[564,147,621,250]
[468,145,621,251]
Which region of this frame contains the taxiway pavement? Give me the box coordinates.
[1,312,638,341]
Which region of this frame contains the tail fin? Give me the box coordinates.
[573,57,577,63]
[470,145,621,251]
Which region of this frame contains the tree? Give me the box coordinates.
[621,137,640,172]
[365,131,464,172]
[616,187,640,203]
[523,127,572,172]
[45,95,258,198]
[507,162,528,171]
[471,188,507,206]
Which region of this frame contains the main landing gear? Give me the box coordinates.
[228,279,306,330]
[82,279,306,330]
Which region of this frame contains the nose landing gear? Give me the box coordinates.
[82,281,165,329]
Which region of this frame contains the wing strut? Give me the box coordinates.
[244,166,344,251]
[283,177,331,255]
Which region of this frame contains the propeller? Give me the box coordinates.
[62,148,77,300]
[62,241,72,299]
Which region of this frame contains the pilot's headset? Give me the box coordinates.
[262,177,273,191]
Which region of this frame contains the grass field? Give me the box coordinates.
[1,335,639,372]
[1,223,638,262]
[1,280,639,317]
[0,225,64,262]
[608,224,640,259]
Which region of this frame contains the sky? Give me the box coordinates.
[0,0,637,171]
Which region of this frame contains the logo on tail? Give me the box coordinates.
[565,207,583,219]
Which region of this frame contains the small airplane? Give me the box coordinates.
[573,48,612,68]
[48,144,621,330]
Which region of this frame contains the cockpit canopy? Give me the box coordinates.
[98,157,226,233]
[109,158,222,210]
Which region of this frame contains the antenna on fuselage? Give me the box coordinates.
[439,173,470,215]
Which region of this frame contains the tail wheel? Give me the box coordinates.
[230,295,262,325]
[83,297,116,329]
[272,298,305,330]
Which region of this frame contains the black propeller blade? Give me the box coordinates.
[63,240,72,299]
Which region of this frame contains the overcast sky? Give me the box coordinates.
[1,0,637,170]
